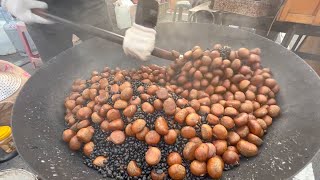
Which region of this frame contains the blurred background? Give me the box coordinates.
[0,0,320,178]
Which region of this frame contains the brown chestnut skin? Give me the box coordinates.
[167,152,182,166]
[69,136,82,151]
[199,106,211,114]
[156,87,169,100]
[201,124,213,141]
[130,96,141,105]
[120,87,133,101]
[185,107,196,114]
[132,119,147,134]
[206,114,219,125]
[119,81,131,91]
[225,100,241,109]
[163,98,177,115]
[87,126,95,134]
[256,118,268,130]
[145,130,161,145]
[227,131,241,145]
[142,102,155,114]
[107,130,126,145]
[227,146,239,154]
[136,127,149,141]
[211,103,224,116]
[155,117,169,135]
[127,160,142,177]
[123,105,137,118]
[94,102,103,113]
[212,140,227,155]
[238,48,250,59]
[73,120,90,131]
[189,137,203,144]
[195,143,209,162]
[186,113,200,126]
[76,107,92,120]
[151,170,166,180]
[245,90,255,101]
[235,91,246,102]
[164,129,178,145]
[220,116,235,129]
[207,156,224,179]
[65,100,76,110]
[236,125,250,138]
[247,133,263,146]
[114,99,128,109]
[231,59,241,70]
[181,126,196,139]
[254,107,268,118]
[212,124,228,140]
[153,99,163,110]
[176,99,188,108]
[250,48,261,55]
[91,112,103,124]
[240,102,254,113]
[189,89,198,100]
[100,120,110,132]
[234,113,249,127]
[183,142,200,161]
[168,164,186,180]
[236,139,258,157]
[145,147,161,166]
[215,86,226,94]
[83,141,94,157]
[109,119,124,131]
[174,109,188,124]
[125,124,135,137]
[206,143,217,159]
[99,104,112,117]
[268,105,281,117]
[263,115,273,126]
[76,128,93,143]
[224,107,239,117]
[93,156,107,167]
[205,85,215,95]
[107,109,121,121]
[190,160,207,176]
[248,120,264,137]
[62,129,76,142]
[222,150,240,165]
[140,93,151,101]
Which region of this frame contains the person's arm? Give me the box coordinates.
[1,0,51,24]
[122,0,159,61]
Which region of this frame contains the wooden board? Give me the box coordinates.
[278,0,320,25]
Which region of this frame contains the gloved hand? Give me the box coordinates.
[123,23,156,61]
[1,0,51,24]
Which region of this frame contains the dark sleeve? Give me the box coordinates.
[135,0,159,28]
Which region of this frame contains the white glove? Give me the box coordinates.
[1,0,51,24]
[123,23,156,61]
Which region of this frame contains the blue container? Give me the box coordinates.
[0,8,38,56]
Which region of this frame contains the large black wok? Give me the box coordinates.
[12,23,320,179]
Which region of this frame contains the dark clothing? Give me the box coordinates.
[27,0,112,62]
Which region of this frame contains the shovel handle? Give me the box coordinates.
[33,9,176,61]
